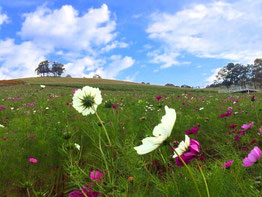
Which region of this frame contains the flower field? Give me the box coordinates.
[0,82,261,196]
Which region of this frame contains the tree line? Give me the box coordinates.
[208,58,262,88]
[35,60,65,77]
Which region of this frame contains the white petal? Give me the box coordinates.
[134,137,161,155]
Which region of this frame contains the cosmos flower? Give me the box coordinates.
[29,158,38,163]
[134,106,176,155]
[40,85,45,88]
[241,122,254,131]
[221,160,234,169]
[69,184,100,197]
[185,126,199,135]
[90,170,104,182]
[72,86,102,116]
[74,143,80,150]
[0,124,4,128]
[243,146,262,167]
[156,96,162,100]
[173,135,200,166]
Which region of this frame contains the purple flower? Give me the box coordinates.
[90,170,104,182]
[251,95,255,102]
[241,122,254,131]
[174,137,200,167]
[220,110,231,118]
[243,146,262,167]
[185,126,199,135]
[234,135,240,141]
[221,160,234,169]
[156,96,162,101]
[69,184,100,197]
[0,105,5,111]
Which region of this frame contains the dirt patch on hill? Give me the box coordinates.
[0,80,24,86]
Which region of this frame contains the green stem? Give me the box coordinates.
[197,161,210,197]
[98,133,112,183]
[26,187,31,197]
[173,149,202,197]
[95,110,112,146]
[78,185,88,197]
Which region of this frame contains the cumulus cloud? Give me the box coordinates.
[0,39,46,79]
[147,0,262,64]
[84,55,135,79]
[19,4,116,53]
[0,4,134,80]
[0,7,8,26]
[205,67,222,84]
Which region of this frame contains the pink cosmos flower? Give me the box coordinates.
[234,135,240,141]
[241,122,254,131]
[29,158,38,163]
[0,105,5,111]
[242,146,262,167]
[221,160,234,169]
[69,184,100,197]
[185,126,199,135]
[156,96,162,100]
[220,110,231,118]
[90,170,104,182]
[73,89,78,94]
[229,124,237,129]
[174,138,200,167]
[228,106,233,111]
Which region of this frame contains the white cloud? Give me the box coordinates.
[84,55,135,79]
[205,67,222,84]
[0,39,47,79]
[0,7,8,26]
[19,4,116,52]
[0,4,135,80]
[147,0,262,64]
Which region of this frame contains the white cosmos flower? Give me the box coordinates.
[40,85,46,88]
[0,124,4,128]
[72,86,102,116]
[134,106,176,155]
[74,143,80,150]
[173,135,190,158]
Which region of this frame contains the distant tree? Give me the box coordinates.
[35,60,65,77]
[251,58,262,88]
[66,74,72,78]
[35,60,50,76]
[51,62,65,77]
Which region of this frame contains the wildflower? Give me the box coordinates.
[72,86,102,116]
[241,122,254,131]
[185,126,199,135]
[0,124,4,128]
[228,106,233,110]
[156,96,162,100]
[2,137,8,141]
[199,107,204,110]
[74,143,80,150]
[40,85,45,88]
[221,160,234,169]
[220,110,231,118]
[243,146,262,167]
[29,158,38,163]
[69,184,100,197]
[229,124,237,129]
[73,89,78,94]
[234,135,240,141]
[251,95,255,102]
[90,170,104,182]
[134,106,176,155]
[242,147,249,151]
[0,105,5,111]
[173,135,200,166]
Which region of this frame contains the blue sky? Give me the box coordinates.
[0,0,262,87]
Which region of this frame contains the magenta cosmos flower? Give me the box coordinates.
[173,135,200,166]
[185,126,199,135]
[156,96,162,100]
[241,122,254,131]
[243,146,262,167]
[90,170,104,181]
[29,158,38,163]
[69,184,100,197]
[221,160,234,169]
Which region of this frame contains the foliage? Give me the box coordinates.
[35,60,65,77]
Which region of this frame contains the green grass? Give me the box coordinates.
[0,78,261,196]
